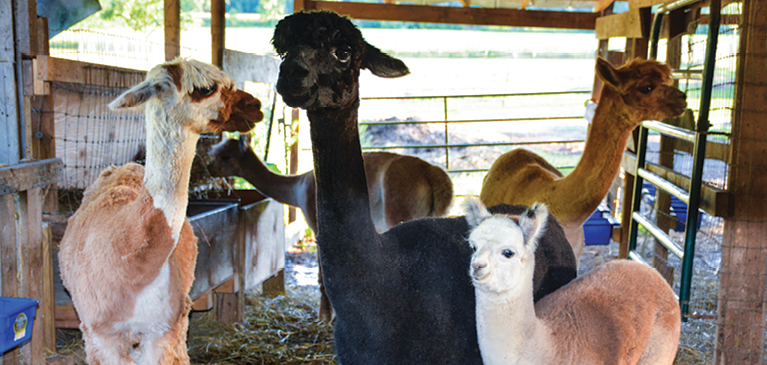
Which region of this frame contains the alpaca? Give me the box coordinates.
[272,10,576,363]
[58,58,263,365]
[208,135,455,321]
[209,135,454,232]
[466,198,681,365]
[480,58,687,262]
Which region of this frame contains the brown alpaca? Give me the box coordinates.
[466,199,681,365]
[58,58,262,365]
[480,57,687,262]
[208,135,455,321]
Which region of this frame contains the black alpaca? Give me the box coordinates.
[272,11,577,364]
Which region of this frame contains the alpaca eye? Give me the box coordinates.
[638,85,654,94]
[502,249,514,258]
[195,85,217,97]
[334,48,351,62]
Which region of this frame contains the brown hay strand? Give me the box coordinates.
[188,289,336,365]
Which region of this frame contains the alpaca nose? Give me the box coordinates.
[280,61,309,83]
[472,261,488,278]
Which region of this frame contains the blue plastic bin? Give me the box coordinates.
[642,183,702,232]
[584,208,618,245]
[0,297,38,354]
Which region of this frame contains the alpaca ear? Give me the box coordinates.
[109,81,157,109]
[362,42,410,79]
[464,198,492,229]
[238,133,251,152]
[518,203,548,251]
[595,57,623,92]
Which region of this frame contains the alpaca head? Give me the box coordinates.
[272,10,409,110]
[465,199,548,294]
[596,57,687,126]
[208,135,250,177]
[109,58,264,134]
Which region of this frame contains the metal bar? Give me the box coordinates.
[678,0,720,322]
[360,90,590,101]
[672,69,704,80]
[444,96,450,171]
[360,139,585,150]
[447,165,577,174]
[628,251,651,267]
[637,168,691,205]
[358,116,584,126]
[632,212,686,259]
[628,126,650,254]
[642,120,697,142]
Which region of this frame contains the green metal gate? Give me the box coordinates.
[626,0,721,321]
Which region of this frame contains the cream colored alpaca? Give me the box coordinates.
[480,57,687,262]
[58,58,263,365]
[465,199,681,365]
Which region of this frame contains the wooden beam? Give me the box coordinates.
[211,0,226,67]
[34,56,145,90]
[595,9,648,39]
[164,0,181,61]
[0,158,61,195]
[304,0,599,30]
[621,152,731,218]
[717,0,767,360]
[629,0,668,9]
[594,0,614,13]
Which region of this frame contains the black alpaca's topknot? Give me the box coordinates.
[272,10,366,57]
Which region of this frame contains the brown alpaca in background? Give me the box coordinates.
[58,58,262,365]
[480,57,687,263]
[208,134,454,321]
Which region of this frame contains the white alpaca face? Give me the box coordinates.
[469,217,533,294]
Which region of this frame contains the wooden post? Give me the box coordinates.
[2,0,21,165]
[211,0,225,68]
[716,0,767,361]
[164,0,181,61]
[288,108,300,225]
[653,31,683,284]
[617,13,650,259]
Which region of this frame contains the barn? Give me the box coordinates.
[1,0,764,363]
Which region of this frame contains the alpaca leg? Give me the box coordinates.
[317,248,334,322]
[82,324,135,365]
[134,308,192,365]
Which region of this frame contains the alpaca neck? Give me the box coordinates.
[476,273,551,365]
[307,100,377,246]
[237,148,309,209]
[555,88,635,226]
[143,103,198,243]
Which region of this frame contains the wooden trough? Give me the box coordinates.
[53,189,286,327]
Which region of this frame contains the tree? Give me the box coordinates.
[80,0,196,32]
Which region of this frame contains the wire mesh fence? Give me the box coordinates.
[49,29,210,70]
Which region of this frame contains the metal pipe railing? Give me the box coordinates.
[359,90,591,175]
